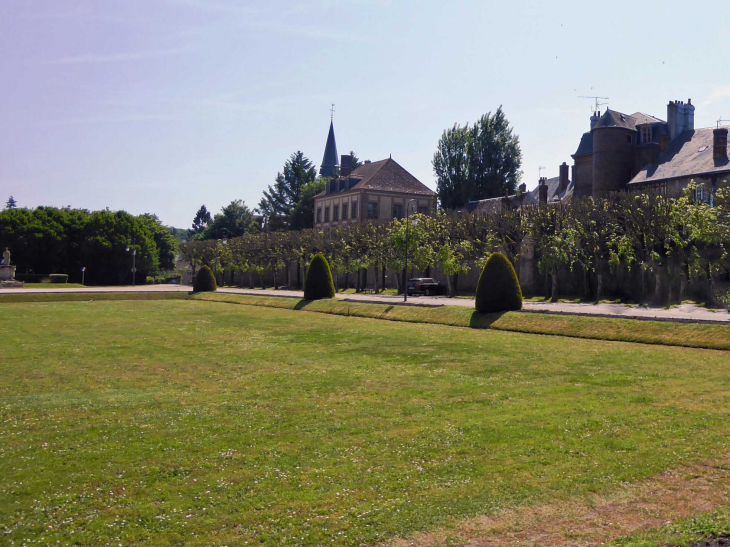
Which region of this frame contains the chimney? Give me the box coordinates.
[340,154,353,177]
[538,177,548,205]
[713,127,728,160]
[518,183,526,193]
[667,99,695,140]
[590,110,600,130]
[559,162,569,192]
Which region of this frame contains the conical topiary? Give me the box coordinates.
[193,264,217,293]
[304,254,335,300]
[475,252,522,313]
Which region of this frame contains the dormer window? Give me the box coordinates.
[641,126,652,144]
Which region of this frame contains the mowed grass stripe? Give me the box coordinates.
[1,300,729,546]
[194,292,730,351]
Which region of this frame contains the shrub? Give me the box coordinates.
[304,254,335,300]
[49,274,68,284]
[475,252,522,313]
[193,265,217,293]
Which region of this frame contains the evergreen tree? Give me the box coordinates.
[203,200,259,240]
[258,151,316,230]
[349,151,363,169]
[189,205,212,239]
[5,196,17,209]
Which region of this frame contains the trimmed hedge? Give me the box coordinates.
[193,265,217,293]
[49,274,68,284]
[475,252,522,313]
[304,254,335,300]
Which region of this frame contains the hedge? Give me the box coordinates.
[193,265,217,293]
[475,252,522,313]
[49,274,68,284]
[304,254,335,300]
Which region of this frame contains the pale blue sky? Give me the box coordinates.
[1,0,729,227]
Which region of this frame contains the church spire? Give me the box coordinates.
[320,113,339,178]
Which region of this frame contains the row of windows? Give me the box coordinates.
[317,201,431,224]
[317,201,358,223]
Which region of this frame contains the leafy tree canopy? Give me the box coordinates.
[433,106,522,209]
[202,200,259,240]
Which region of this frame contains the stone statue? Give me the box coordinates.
[1,248,9,266]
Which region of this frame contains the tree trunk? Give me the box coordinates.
[286,264,291,288]
[451,273,459,296]
[374,262,380,293]
[595,272,603,303]
[274,271,278,290]
[382,266,386,292]
[249,272,254,289]
[361,268,367,291]
[706,263,717,305]
[550,267,559,302]
[445,274,455,297]
[260,272,265,290]
[583,269,591,301]
[344,271,349,292]
[296,261,301,289]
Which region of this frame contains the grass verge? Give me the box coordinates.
[193,292,730,351]
[0,292,190,304]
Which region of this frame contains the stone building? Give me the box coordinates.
[571,99,730,198]
[313,154,436,228]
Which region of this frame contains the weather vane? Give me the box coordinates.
[331,103,335,121]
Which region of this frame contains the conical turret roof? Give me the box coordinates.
[320,121,339,178]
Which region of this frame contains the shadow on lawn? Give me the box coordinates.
[468,310,507,329]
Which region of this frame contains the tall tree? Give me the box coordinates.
[433,107,522,209]
[290,178,326,230]
[258,151,316,230]
[189,205,212,239]
[5,196,17,209]
[203,200,258,240]
[349,151,363,169]
[433,124,470,209]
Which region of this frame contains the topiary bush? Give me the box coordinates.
[49,274,68,284]
[304,254,335,300]
[193,265,217,293]
[475,252,522,313]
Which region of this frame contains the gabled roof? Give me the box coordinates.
[463,176,573,212]
[320,121,339,178]
[316,158,435,197]
[630,112,665,125]
[594,109,637,131]
[629,126,730,185]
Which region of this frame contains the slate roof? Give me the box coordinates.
[316,158,436,197]
[630,112,665,125]
[320,121,339,178]
[573,131,593,157]
[463,176,573,212]
[628,127,730,185]
[594,109,637,131]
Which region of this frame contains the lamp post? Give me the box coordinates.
[404,199,418,303]
[126,237,137,287]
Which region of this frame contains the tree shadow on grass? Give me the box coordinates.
[469,310,507,329]
[294,299,313,310]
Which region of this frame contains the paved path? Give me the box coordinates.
[4,285,730,324]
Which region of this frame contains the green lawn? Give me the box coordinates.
[1,299,730,546]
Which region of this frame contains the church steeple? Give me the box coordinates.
[320,116,339,178]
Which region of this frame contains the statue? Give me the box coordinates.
[1,248,9,266]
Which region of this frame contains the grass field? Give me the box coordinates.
[1,299,730,546]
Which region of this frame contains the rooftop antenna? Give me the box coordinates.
[579,95,609,112]
[330,103,335,121]
[538,165,546,178]
[717,116,730,128]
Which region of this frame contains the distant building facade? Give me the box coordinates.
[313,155,436,228]
[571,99,730,198]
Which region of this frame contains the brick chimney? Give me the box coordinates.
[713,127,728,160]
[538,177,548,205]
[667,99,695,141]
[559,162,569,192]
[340,154,353,177]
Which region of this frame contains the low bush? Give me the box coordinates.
[193,265,217,293]
[475,252,522,313]
[304,254,335,300]
[49,274,68,284]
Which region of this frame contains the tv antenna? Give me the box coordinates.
[717,116,730,128]
[538,165,546,178]
[579,95,609,112]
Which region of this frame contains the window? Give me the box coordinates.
[392,203,404,219]
[367,202,379,219]
[695,186,710,204]
[418,206,429,215]
[333,205,339,221]
[316,208,322,223]
[324,207,330,222]
[351,201,358,218]
[641,126,652,144]
[342,203,348,220]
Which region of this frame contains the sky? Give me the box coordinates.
[1,0,729,228]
